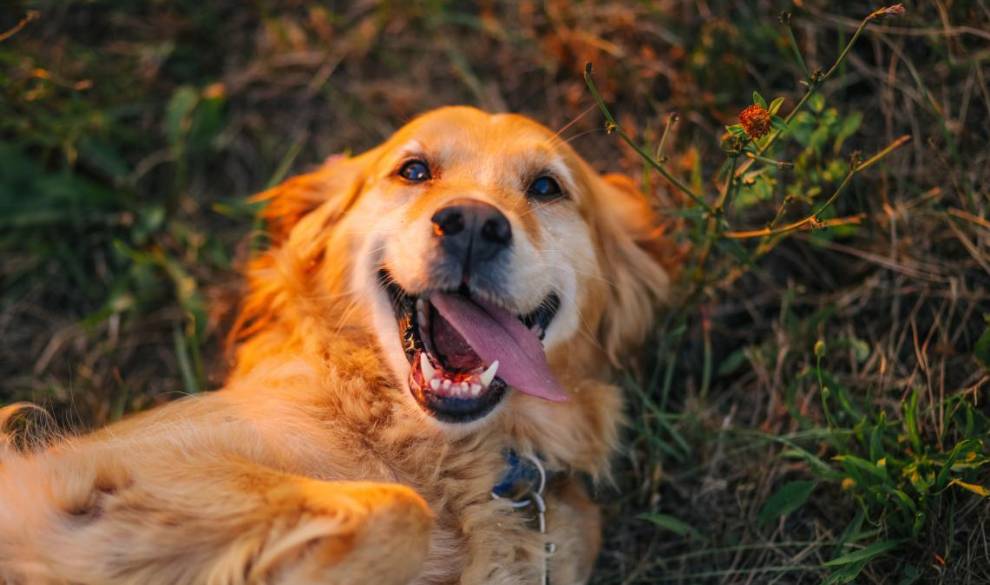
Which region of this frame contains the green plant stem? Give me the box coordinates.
[734,6,895,180]
[715,155,741,211]
[745,151,793,167]
[692,154,741,284]
[724,135,910,240]
[583,64,710,211]
[783,16,810,77]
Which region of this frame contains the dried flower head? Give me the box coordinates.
[875,4,906,17]
[739,104,771,139]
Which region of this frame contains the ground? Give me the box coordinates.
[1,1,988,583]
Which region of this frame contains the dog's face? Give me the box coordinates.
[251,107,670,428]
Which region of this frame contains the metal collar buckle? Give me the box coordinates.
[491,452,557,585]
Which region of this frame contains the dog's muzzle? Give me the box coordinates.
[430,198,512,289]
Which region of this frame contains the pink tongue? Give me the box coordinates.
[430,293,568,402]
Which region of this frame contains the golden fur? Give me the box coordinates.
[0,107,671,585]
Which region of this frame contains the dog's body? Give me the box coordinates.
[0,107,671,585]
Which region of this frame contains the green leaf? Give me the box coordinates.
[835,454,888,481]
[807,124,831,154]
[757,480,815,525]
[868,420,885,462]
[936,439,978,489]
[948,478,990,497]
[886,488,918,515]
[835,509,866,549]
[768,96,785,116]
[849,337,870,363]
[904,388,923,453]
[752,91,768,109]
[833,111,863,154]
[638,513,702,539]
[716,347,748,377]
[165,85,199,151]
[824,559,871,585]
[781,448,843,480]
[824,539,902,567]
[809,92,826,113]
[726,124,747,138]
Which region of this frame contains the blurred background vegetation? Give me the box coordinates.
[1,1,988,583]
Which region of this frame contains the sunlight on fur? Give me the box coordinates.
[0,107,674,585]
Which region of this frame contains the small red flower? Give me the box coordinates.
[739,104,771,139]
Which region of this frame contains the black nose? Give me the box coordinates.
[431,198,512,270]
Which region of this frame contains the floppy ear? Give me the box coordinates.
[594,173,678,364]
[228,151,376,357]
[252,152,374,246]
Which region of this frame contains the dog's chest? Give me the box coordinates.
[412,497,547,585]
[400,456,551,585]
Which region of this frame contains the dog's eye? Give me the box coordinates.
[526,176,564,201]
[398,160,431,182]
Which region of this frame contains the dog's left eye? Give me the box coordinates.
[398,160,431,182]
[526,176,564,201]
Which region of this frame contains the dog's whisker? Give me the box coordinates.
[543,104,598,149]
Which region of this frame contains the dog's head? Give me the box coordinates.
[239,107,671,430]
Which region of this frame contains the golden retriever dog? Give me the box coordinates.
[0,106,671,585]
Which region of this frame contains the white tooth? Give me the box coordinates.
[479,360,499,386]
[457,382,467,395]
[430,378,441,390]
[470,383,482,396]
[442,379,451,390]
[419,353,435,380]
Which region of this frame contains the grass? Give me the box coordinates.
[2,1,988,582]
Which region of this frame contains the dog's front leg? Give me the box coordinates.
[0,451,433,585]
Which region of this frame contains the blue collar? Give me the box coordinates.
[492,450,548,501]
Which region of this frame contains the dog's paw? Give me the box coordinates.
[250,480,433,585]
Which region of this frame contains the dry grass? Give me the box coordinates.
[1,1,988,582]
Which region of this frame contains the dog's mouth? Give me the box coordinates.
[378,270,566,423]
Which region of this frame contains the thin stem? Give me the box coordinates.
[781,13,810,77]
[584,64,710,211]
[724,214,865,239]
[855,134,912,171]
[713,153,741,215]
[723,135,910,240]
[0,10,38,43]
[655,112,679,163]
[823,6,895,80]
[767,194,796,230]
[691,154,740,285]
[744,151,793,168]
[735,5,900,179]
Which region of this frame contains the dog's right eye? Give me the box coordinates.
[398,160,431,183]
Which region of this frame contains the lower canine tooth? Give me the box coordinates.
[419,353,436,380]
[479,360,499,386]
